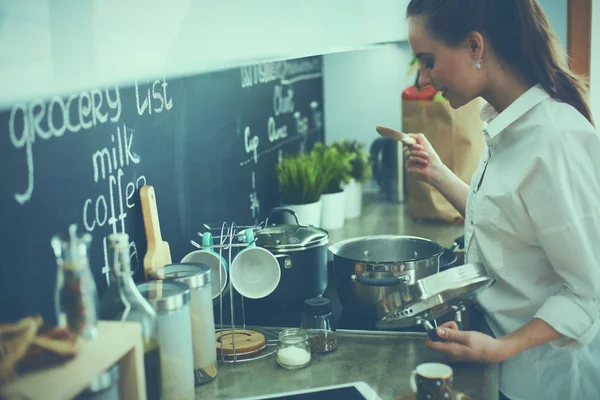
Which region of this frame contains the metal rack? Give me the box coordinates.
[191,221,278,363]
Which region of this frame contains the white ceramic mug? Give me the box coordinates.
[230,229,281,299]
[410,363,454,400]
[181,232,228,300]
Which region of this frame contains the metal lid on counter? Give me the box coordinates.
[160,262,211,289]
[256,207,328,251]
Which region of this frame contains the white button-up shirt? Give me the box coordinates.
[464,85,600,400]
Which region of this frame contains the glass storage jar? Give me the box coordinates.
[300,297,337,353]
[138,281,195,400]
[160,262,217,386]
[99,233,160,400]
[277,328,311,370]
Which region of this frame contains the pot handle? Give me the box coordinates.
[352,274,410,286]
[265,207,306,227]
[274,254,293,269]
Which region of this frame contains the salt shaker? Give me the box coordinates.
[300,297,337,353]
[277,329,311,370]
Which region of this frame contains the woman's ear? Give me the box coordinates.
[467,31,485,61]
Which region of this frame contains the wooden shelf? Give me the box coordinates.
[1,321,146,400]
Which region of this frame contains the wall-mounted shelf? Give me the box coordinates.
[1,321,146,400]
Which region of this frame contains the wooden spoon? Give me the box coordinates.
[140,185,172,280]
[375,126,418,146]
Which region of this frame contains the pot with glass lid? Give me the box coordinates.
[253,207,329,304]
[329,235,445,315]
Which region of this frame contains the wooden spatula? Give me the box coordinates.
[140,185,172,280]
[375,125,418,146]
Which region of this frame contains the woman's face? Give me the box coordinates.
[408,17,483,109]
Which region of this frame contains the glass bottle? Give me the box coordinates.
[99,233,161,400]
[300,297,337,353]
[276,329,311,370]
[52,224,99,340]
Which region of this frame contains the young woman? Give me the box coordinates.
[378,1,600,399]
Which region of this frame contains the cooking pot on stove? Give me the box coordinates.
[329,235,445,314]
[254,208,329,304]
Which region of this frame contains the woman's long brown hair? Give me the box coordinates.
[407,0,595,127]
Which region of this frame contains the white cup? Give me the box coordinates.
[230,230,281,299]
[181,232,228,300]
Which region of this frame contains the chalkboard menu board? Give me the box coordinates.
[0,56,324,324]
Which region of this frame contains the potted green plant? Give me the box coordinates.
[332,140,372,219]
[275,152,324,226]
[310,143,352,230]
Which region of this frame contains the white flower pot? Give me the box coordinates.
[320,191,346,230]
[343,178,363,219]
[283,199,322,227]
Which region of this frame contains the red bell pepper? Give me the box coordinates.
[401,85,438,101]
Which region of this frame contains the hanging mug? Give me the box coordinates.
[181,232,228,300]
[230,229,281,299]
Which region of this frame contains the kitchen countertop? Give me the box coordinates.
[195,327,499,400]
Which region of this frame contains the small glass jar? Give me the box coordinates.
[300,297,337,353]
[277,329,311,370]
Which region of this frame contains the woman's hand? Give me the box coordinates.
[425,321,508,364]
[374,126,445,186]
[403,132,445,186]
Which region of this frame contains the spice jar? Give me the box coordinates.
[159,263,217,386]
[138,281,195,400]
[51,224,99,340]
[300,297,337,353]
[277,329,311,370]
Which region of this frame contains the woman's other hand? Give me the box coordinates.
[425,321,508,364]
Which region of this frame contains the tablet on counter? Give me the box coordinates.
[236,381,383,400]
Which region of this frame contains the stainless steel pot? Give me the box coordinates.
[329,235,444,314]
[255,208,329,304]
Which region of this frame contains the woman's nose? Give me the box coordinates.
[418,71,432,88]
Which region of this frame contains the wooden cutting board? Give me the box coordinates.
[140,185,172,280]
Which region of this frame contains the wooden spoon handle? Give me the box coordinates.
[140,185,163,246]
[375,126,418,146]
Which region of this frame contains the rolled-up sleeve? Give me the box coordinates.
[520,132,600,348]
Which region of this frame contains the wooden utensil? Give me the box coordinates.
[140,185,172,280]
[376,125,418,146]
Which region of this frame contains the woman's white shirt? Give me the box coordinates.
[464,85,600,400]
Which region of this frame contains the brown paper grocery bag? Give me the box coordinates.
[402,98,486,223]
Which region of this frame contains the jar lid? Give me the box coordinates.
[302,297,332,316]
[256,224,328,251]
[161,263,211,289]
[137,281,190,312]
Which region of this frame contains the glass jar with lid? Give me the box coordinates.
[159,262,217,385]
[137,281,195,400]
[300,297,337,353]
[99,233,160,400]
[277,328,311,370]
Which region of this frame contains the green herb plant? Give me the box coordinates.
[275,152,324,205]
[310,142,353,194]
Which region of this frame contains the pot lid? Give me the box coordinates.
[376,263,495,329]
[256,223,328,250]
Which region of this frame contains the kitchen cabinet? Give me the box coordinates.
[0,0,409,110]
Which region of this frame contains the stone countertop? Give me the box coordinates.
[195,327,498,400]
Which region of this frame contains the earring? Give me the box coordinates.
[476,59,483,69]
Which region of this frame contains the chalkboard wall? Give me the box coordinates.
[0,56,324,324]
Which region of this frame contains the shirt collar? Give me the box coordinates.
[479,84,551,139]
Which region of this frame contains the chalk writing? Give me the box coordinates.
[273,85,295,116]
[8,86,122,204]
[135,77,173,116]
